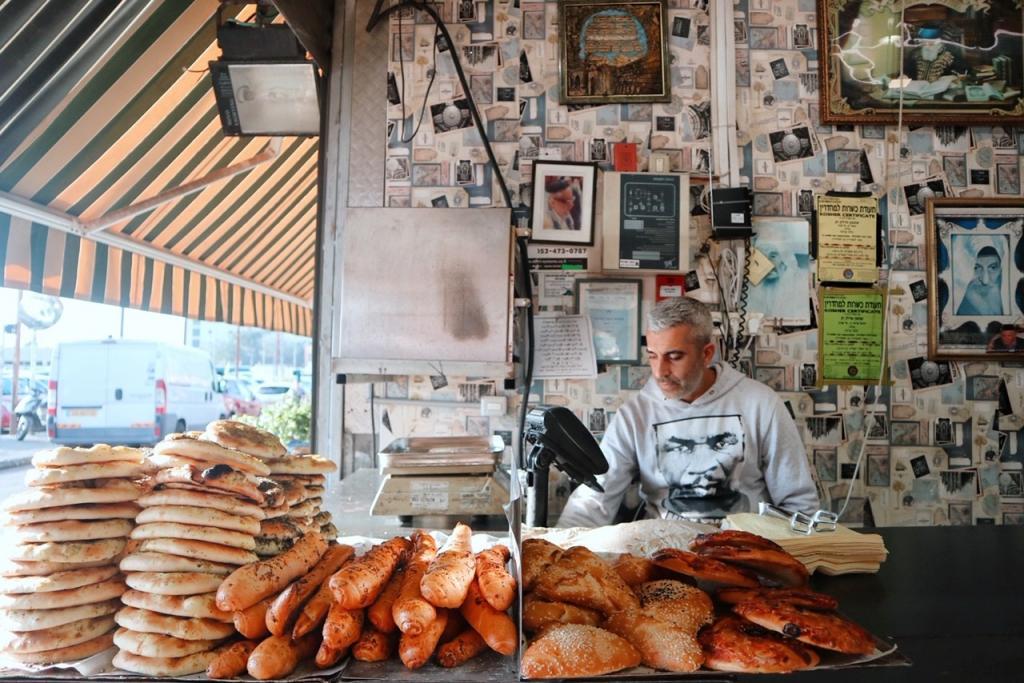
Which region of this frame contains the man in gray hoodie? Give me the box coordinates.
[558,297,819,527]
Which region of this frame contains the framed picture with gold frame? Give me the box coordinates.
[559,0,671,105]
[817,0,1024,124]
[926,197,1024,360]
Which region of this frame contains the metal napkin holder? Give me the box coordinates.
[758,502,838,535]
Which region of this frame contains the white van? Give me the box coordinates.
[49,340,225,445]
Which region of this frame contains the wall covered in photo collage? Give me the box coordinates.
[345,0,1024,527]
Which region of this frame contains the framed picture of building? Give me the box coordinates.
[817,0,1024,124]
[559,0,671,105]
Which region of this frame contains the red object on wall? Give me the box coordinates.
[656,274,687,301]
[613,143,638,172]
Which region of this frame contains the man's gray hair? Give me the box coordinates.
[647,297,714,344]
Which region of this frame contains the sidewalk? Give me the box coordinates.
[0,433,47,469]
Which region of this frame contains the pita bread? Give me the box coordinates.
[254,536,294,557]
[0,576,126,610]
[153,465,265,504]
[3,480,141,512]
[113,647,222,676]
[272,473,326,486]
[124,571,223,596]
[130,523,255,550]
[2,631,114,665]
[0,565,118,594]
[136,538,257,566]
[6,502,141,526]
[320,522,339,541]
[202,420,287,459]
[0,558,113,577]
[7,538,126,564]
[120,590,231,622]
[32,445,143,468]
[119,552,233,575]
[11,519,134,543]
[154,434,271,476]
[265,454,337,475]
[303,485,326,499]
[0,615,115,653]
[0,598,120,631]
[26,462,143,487]
[135,505,260,535]
[285,499,320,518]
[114,606,236,640]
[258,517,305,541]
[113,627,224,658]
[137,489,264,520]
[262,499,291,519]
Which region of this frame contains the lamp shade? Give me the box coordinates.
[210,60,320,136]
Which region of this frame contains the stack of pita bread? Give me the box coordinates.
[200,421,338,559]
[0,445,144,666]
[112,431,280,676]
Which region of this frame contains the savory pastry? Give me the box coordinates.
[700,615,821,673]
[689,529,786,552]
[635,580,713,633]
[522,593,602,633]
[475,545,516,611]
[651,547,760,588]
[520,624,641,679]
[521,538,563,592]
[420,523,476,609]
[695,544,810,587]
[611,553,659,587]
[716,586,838,610]
[393,531,438,635]
[733,598,875,654]
[533,546,640,615]
[603,608,703,672]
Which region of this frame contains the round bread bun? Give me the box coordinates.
[264,454,337,475]
[135,505,260,535]
[113,647,222,676]
[202,420,286,460]
[7,538,126,564]
[130,522,255,551]
[254,536,294,557]
[26,461,143,488]
[0,565,118,594]
[0,576,126,610]
[114,606,236,641]
[124,571,223,596]
[0,615,116,654]
[136,489,264,520]
[2,631,114,665]
[11,519,134,543]
[5,502,141,526]
[136,538,258,566]
[112,627,224,658]
[0,558,114,577]
[153,434,271,476]
[120,590,232,622]
[119,552,233,576]
[32,445,143,468]
[0,598,121,631]
[3,480,141,512]
[258,517,305,541]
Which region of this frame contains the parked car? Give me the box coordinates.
[222,379,261,417]
[49,340,224,445]
[254,382,293,406]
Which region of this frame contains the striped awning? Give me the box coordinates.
[0,0,319,335]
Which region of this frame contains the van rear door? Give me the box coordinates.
[55,343,109,431]
[105,344,157,432]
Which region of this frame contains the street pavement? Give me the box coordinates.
[0,462,28,503]
[0,432,47,469]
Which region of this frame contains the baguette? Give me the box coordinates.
[292,579,333,639]
[206,639,258,679]
[247,632,320,680]
[217,532,327,611]
[439,609,468,645]
[419,523,475,609]
[436,628,488,668]
[475,545,515,611]
[329,536,410,609]
[321,603,364,651]
[266,544,354,636]
[398,608,448,670]
[392,531,438,635]
[459,578,516,655]
[315,641,349,669]
[352,627,395,662]
[367,567,404,633]
[233,596,275,639]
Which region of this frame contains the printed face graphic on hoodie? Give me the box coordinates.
[655,414,746,516]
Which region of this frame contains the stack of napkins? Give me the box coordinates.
[722,513,888,575]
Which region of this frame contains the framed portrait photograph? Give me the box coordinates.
[559,0,671,105]
[574,278,643,364]
[529,160,598,245]
[926,197,1024,360]
[817,0,1024,124]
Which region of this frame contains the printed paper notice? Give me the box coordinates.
[533,315,598,379]
[820,289,886,385]
[816,195,878,283]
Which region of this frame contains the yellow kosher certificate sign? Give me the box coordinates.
[815,194,878,283]
[819,288,886,385]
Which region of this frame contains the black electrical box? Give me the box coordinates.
[217,22,305,60]
[711,187,753,239]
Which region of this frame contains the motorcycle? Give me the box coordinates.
[14,388,47,441]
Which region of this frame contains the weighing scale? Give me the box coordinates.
[370,436,510,523]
